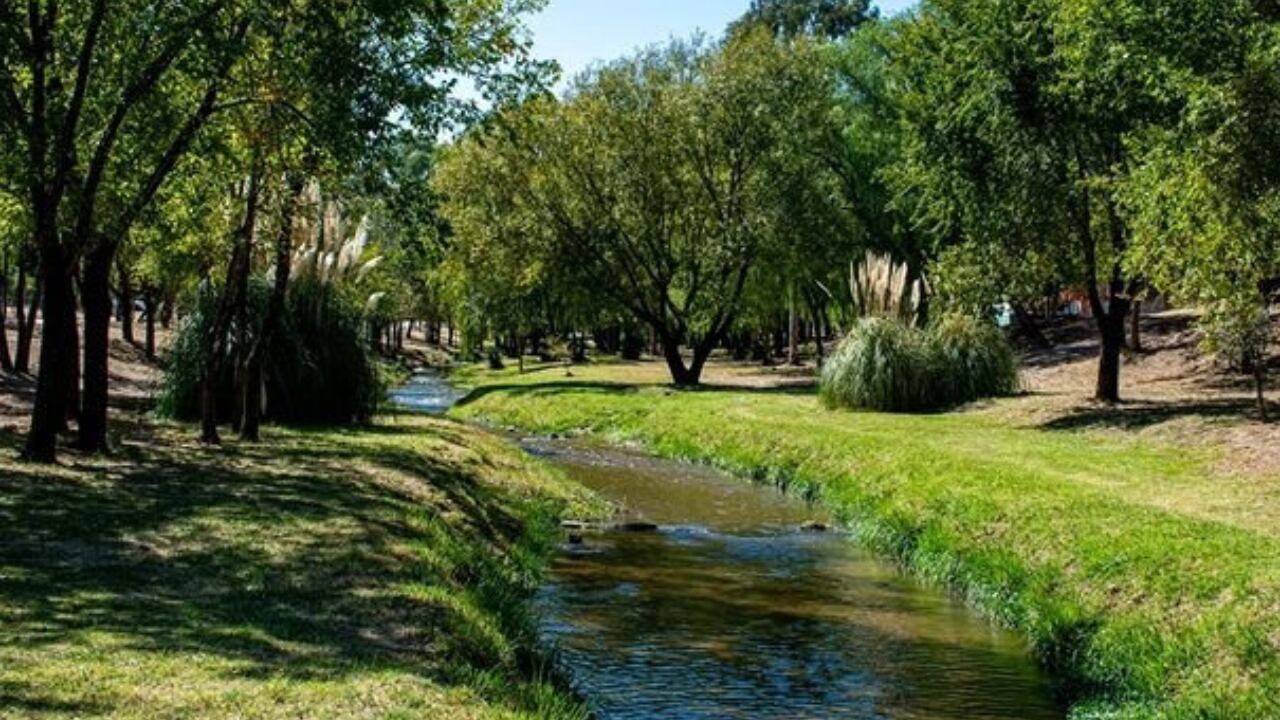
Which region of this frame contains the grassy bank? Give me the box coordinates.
[451,361,1280,720]
[0,416,604,719]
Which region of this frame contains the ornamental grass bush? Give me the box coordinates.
[159,277,381,426]
[820,315,1018,412]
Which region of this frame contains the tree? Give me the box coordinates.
[439,31,843,385]
[1123,11,1280,420]
[1,0,549,459]
[732,0,877,40]
[2,1,250,460]
[883,0,1238,402]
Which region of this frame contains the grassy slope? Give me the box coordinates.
[450,362,1280,720]
[0,416,604,720]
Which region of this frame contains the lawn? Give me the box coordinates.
[450,359,1280,720]
[0,416,604,720]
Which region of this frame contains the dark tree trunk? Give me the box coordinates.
[242,176,301,442]
[1012,303,1052,349]
[808,296,826,365]
[118,261,134,346]
[0,249,11,372]
[229,229,252,435]
[160,292,174,329]
[14,261,38,373]
[143,292,157,360]
[659,331,716,386]
[1253,361,1269,424]
[787,295,801,366]
[64,277,80,429]
[78,241,116,453]
[1094,297,1129,404]
[24,251,75,462]
[203,173,262,445]
[1128,300,1142,353]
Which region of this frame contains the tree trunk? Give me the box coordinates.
[661,336,699,386]
[659,331,716,386]
[229,235,251,436]
[118,262,135,346]
[1094,300,1129,403]
[1254,360,1269,423]
[241,176,302,442]
[1013,302,1052,349]
[808,296,826,365]
[143,292,157,360]
[14,261,37,373]
[787,290,801,366]
[24,251,75,462]
[160,292,174,329]
[63,277,81,429]
[1128,300,1142,353]
[78,242,116,453]
[203,172,262,445]
[0,248,11,372]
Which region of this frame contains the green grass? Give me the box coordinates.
[0,416,605,719]
[450,360,1280,720]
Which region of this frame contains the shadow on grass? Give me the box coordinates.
[1038,397,1266,432]
[0,419,551,715]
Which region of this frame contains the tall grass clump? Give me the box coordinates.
[927,314,1020,407]
[820,317,933,411]
[821,315,1018,412]
[159,277,381,425]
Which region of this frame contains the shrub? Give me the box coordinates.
[820,317,933,412]
[821,315,1019,412]
[159,277,381,426]
[926,314,1020,407]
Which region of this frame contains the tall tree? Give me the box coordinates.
[732,0,877,39]
[439,31,843,385]
[884,0,1237,402]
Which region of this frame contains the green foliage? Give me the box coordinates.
[820,317,932,411]
[819,315,1018,412]
[927,314,1020,406]
[731,0,877,39]
[160,277,380,425]
[436,30,850,382]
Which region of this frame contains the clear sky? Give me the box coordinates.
[527,1,917,86]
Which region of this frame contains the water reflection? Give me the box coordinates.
[534,442,1063,720]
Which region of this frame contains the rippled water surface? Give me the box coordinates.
[388,369,466,414]
[527,440,1064,720]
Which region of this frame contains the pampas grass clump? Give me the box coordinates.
[821,315,1018,412]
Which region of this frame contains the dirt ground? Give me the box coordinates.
[4,309,1278,477]
[1,311,168,432]
[977,313,1280,478]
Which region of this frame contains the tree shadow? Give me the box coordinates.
[0,419,557,715]
[1038,397,1264,432]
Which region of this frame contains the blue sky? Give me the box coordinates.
[527,1,917,85]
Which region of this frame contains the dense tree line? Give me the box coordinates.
[436,0,1280,414]
[1,0,547,461]
[3,0,1278,463]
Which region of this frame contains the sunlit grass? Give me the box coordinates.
[0,416,603,719]
[452,359,1280,720]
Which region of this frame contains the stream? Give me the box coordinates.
[392,372,1063,720]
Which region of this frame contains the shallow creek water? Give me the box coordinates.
[392,373,1063,719]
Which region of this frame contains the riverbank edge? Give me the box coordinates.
[0,416,603,719]
[451,387,1273,720]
